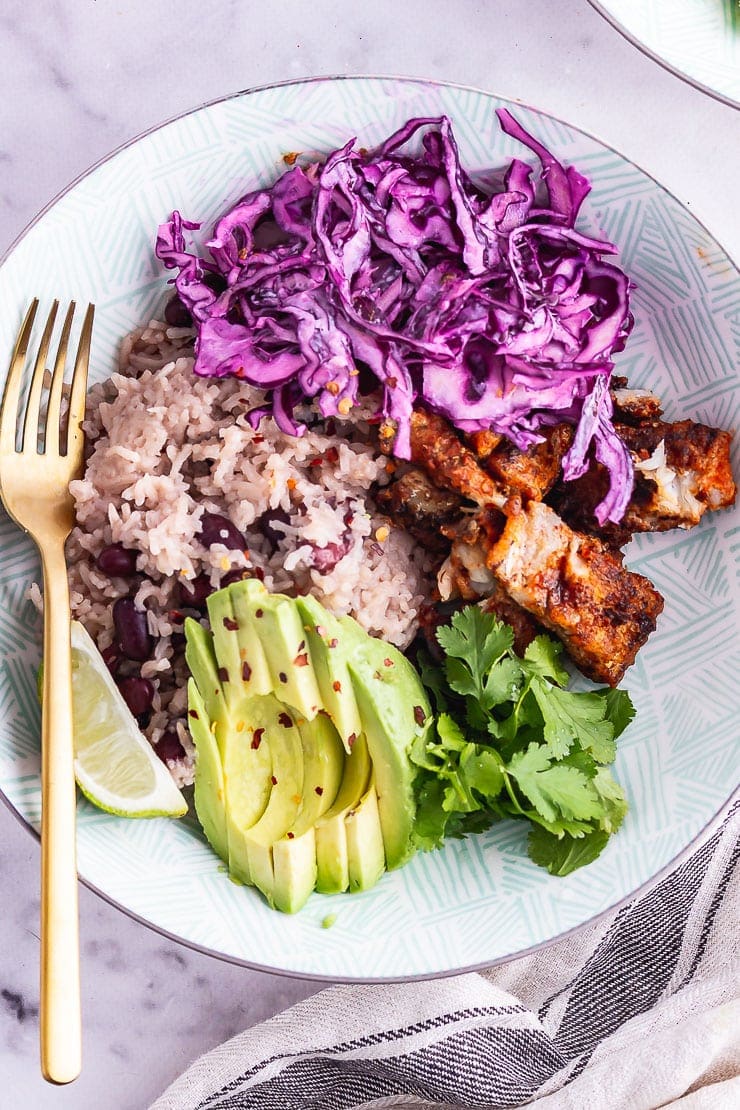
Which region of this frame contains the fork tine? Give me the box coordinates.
[65,303,94,461]
[0,299,39,457]
[45,303,76,456]
[21,301,59,452]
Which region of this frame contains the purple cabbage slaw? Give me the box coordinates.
[156,110,634,523]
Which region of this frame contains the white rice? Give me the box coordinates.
[67,320,436,784]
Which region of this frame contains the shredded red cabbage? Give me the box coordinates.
[156,110,634,523]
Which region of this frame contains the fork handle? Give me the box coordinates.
[39,540,81,1084]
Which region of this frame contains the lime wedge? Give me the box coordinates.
[67,621,187,818]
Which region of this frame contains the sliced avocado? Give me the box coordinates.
[242,699,305,900]
[184,617,222,722]
[227,578,274,698]
[239,590,322,720]
[270,712,346,913]
[187,677,228,863]
[221,696,276,885]
[269,829,318,914]
[295,595,362,752]
[314,732,372,894]
[343,618,430,871]
[211,580,273,701]
[345,782,386,893]
[186,617,273,884]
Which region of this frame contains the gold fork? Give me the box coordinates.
[0,299,94,1084]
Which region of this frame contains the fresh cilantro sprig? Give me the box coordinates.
[411,606,634,876]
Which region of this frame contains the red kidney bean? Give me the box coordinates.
[96,543,138,577]
[198,512,246,551]
[117,676,155,718]
[163,294,192,328]
[258,507,290,552]
[311,537,351,574]
[177,573,213,609]
[221,568,247,587]
[112,598,152,662]
[101,644,120,674]
[156,729,186,764]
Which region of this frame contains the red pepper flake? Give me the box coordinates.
[414,705,426,726]
[347,732,356,748]
[242,660,252,682]
[271,775,278,785]
[279,671,288,684]
[308,457,323,468]
[315,625,326,637]
[315,786,324,796]
[168,609,184,623]
[294,653,310,668]
[387,376,398,390]
[217,667,229,684]
[297,639,306,652]
[188,709,199,720]
[287,831,295,839]
[253,567,265,582]
[328,638,338,649]
[324,418,336,436]
[252,434,265,445]
[332,680,342,693]
[251,728,265,750]
[223,617,239,631]
[383,658,394,667]
[283,151,300,165]
[255,608,264,618]
[278,712,293,728]
[324,446,339,464]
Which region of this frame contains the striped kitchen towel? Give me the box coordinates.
[151,801,739,1110]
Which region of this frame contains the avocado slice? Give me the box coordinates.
[186,617,273,883]
[314,732,372,894]
[187,677,228,863]
[295,595,362,752]
[211,580,273,701]
[345,781,386,893]
[237,589,323,720]
[264,711,345,913]
[228,578,275,698]
[342,618,430,871]
[241,698,305,901]
[184,617,222,722]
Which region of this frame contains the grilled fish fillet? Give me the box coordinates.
[552,418,736,540]
[484,501,664,686]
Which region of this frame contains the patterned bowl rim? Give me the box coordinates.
[587,0,740,111]
[0,73,737,983]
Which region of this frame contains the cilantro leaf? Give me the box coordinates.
[528,678,615,762]
[436,713,467,752]
[436,606,514,672]
[507,743,602,824]
[417,649,450,714]
[528,826,611,876]
[521,635,569,685]
[484,656,523,708]
[459,745,505,801]
[413,606,634,880]
[591,767,629,833]
[601,688,636,739]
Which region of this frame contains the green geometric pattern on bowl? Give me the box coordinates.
[0,77,737,979]
[592,0,740,107]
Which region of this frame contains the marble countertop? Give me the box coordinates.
[0,1,737,1106]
